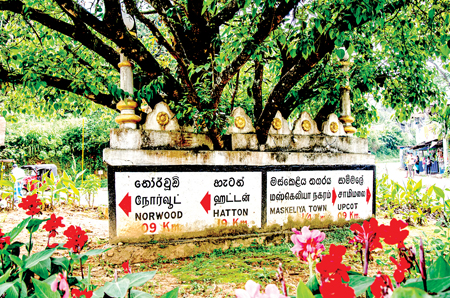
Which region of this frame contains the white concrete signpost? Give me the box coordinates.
[114,171,262,236]
[108,163,375,239]
[266,170,374,225]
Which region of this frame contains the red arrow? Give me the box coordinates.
[201,192,211,214]
[119,193,132,217]
[366,188,371,204]
[332,188,337,206]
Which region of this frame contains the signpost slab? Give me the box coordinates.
[108,164,375,241]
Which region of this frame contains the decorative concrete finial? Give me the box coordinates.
[292,112,320,135]
[226,107,255,134]
[268,111,290,135]
[143,102,179,131]
[322,113,345,136]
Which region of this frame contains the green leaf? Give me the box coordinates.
[336,49,346,59]
[347,44,355,56]
[433,186,445,198]
[103,279,131,297]
[296,280,315,298]
[51,257,70,271]
[160,288,179,298]
[413,179,422,192]
[10,255,24,268]
[440,45,450,57]
[121,271,157,288]
[75,248,111,260]
[26,218,48,234]
[30,258,51,279]
[405,277,450,293]
[31,278,60,298]
[92,286,106,298]
[0,282,15,296]
[6,217,31,242]
[0,268,12,284]
[348,275,375,296]
[24,248,56,269]
[428,256,450,279]
[5,283,20,298]
[42,274,57,286]
[391,287,431,298]
[429,8,435,20]
[130,290,154,298]
[306,275,320,294]
[0,180,14,188]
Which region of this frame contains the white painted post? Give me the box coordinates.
[338,48,356,135]
[115,12,141,128]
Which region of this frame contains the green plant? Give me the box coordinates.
[0,197,178,297]
[0,177,15,209]
[376,175,446,225]
[81,174,101,207]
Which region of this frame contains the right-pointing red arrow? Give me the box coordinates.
[366,188,371,204]
[332,188,337,206]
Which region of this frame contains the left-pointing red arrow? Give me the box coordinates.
[201,192,211,214]
[119,193,132,217]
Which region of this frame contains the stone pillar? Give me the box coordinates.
[115,54,141,129]
[338,48,356,135]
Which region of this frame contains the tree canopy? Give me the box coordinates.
[1,0,450,148]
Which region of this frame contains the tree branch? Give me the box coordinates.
[229,70,240,113]
[210,0,240,28]
[0,0,120,70]
[255,0,408,144]
[123,0,197,105]
[252,59,264,119]
[0,65,117,109]
[212,0,299,105]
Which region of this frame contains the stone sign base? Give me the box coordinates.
[104,149,375,244]
[103,221,362,264]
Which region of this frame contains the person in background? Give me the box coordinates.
[426,156,432,176]
[415,155,420,174]
[11,164,26,204]
[406,153,414,178]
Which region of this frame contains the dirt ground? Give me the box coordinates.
[0,205,438,297]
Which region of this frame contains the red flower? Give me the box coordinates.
[390,256,411,284]
[43,214,65,237]
[18,193,42,216]
[316,244,351,283]
[370,271,394,298]
[122,260,132,274]
[63,226,88,254]
[320,279,355,298]
[379,219,409,247]
[0,229,10,249]
[72,288,93,298]
[349,218,382,251]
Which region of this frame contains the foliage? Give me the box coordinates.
[81,174,101,207]
[376,174,447,225]
[0,114,117,175]
[369,125,413,161]
[0,195,178,298]
[1,0,450,148]
[0,168,82,210]
[236,218,450,298]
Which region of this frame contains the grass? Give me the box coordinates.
[170,227,353,285]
